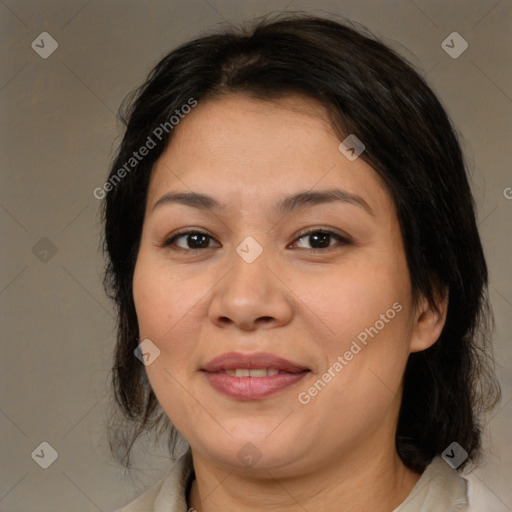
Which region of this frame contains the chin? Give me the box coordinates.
[191,427,311,473]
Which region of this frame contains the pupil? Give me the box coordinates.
[189,234,208,248]
[310,233,330,248]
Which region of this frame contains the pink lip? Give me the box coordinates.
[201,352,309,372]
[200,352,310,400]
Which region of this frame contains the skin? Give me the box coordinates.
[132,94,448,511]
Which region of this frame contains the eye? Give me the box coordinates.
[163,228,351,252]
[164,230,220,250]
[291,229,351,250]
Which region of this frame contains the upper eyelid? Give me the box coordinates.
[294,227,350,240]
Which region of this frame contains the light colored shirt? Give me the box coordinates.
[112,450,509,511]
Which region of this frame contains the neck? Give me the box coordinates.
[187,443,421,512]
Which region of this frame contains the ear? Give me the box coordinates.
[409,288,449,353]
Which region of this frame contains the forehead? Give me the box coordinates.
[147,94,393,217]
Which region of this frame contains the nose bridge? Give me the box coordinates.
[207,234,293,329]
[227,234,274,302]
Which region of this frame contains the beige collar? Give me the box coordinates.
[117,451,468,511]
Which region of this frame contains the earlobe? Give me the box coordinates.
[409,288,449,354]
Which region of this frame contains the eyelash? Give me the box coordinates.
[162,228,351,252]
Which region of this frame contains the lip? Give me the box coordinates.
[201,352,309,373]
[200,352,310,400]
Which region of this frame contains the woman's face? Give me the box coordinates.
[133,94,437,476]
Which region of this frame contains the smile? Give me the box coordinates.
[201,352,310,400]
[217,368,280,377]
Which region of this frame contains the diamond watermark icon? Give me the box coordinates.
[31,441,58,469]
[338,134,365,161]
[237,442,262,468]
[31,32,59,59]
[134,338,161,366]
[441,32,468,59]
[442,441,468,469]
[32,237,58,263]
[236,236,263,264]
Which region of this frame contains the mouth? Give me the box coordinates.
[215,368,284,377]
[200,352,311,400]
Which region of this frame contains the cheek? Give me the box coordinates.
[132,251,213,378]
[132,256,181,380]
[295,253,412,407]
[132,255,205,424]
[297,302,411,448]
[133,251,195,339]
[132,260,165,339]
[297,255,410,352]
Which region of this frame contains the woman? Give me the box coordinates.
[103,14,502,511]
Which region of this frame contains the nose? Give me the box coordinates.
[207,244,294,331]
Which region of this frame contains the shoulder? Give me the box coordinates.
[463,468,510,512]
[110,450,194,512]
[393,456,469,511]
[111,482,163,512]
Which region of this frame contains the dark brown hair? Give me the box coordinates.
[103,13,501,473]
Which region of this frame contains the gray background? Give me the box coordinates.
[1,0,511,511]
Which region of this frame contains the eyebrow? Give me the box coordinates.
[152,188,374,216]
